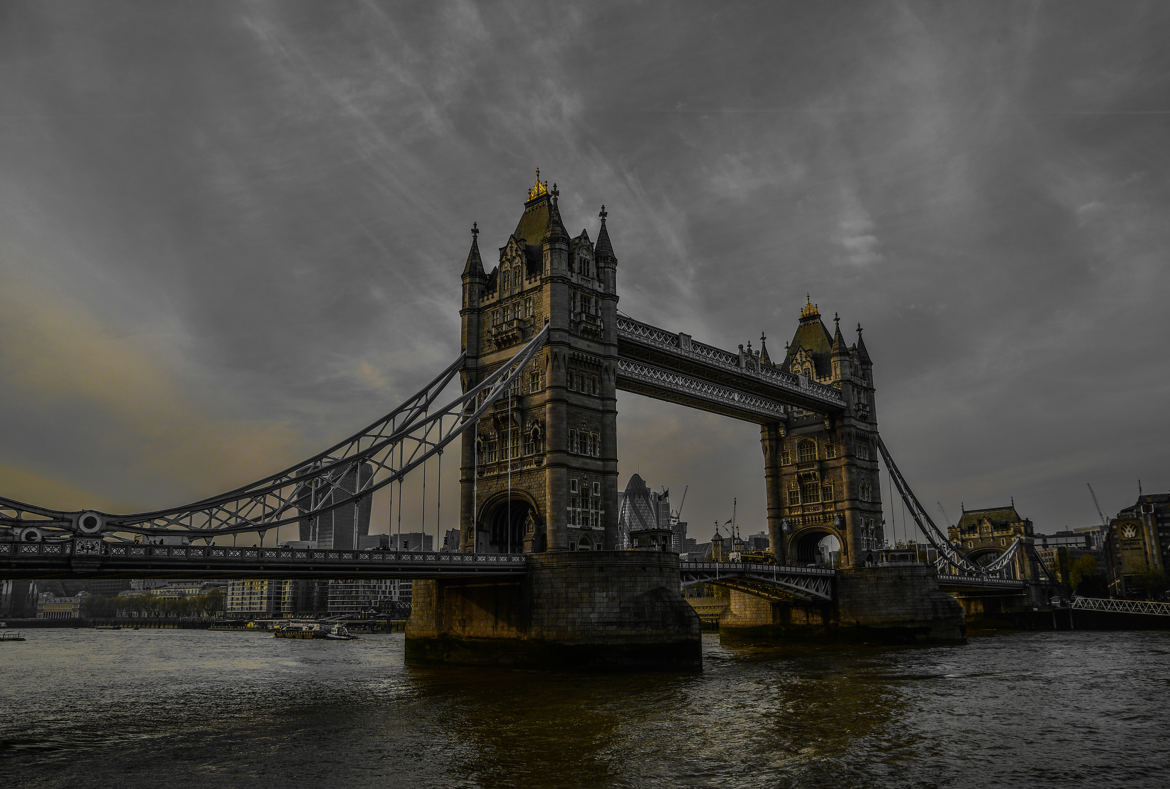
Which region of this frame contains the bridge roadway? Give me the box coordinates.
[4,539,1026,602]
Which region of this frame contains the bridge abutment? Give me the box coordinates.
[405,551,701,670]
[718,565,965,644]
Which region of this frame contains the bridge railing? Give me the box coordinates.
[1072,595,1170,617]
[680,560,835,577]
[2,540,527,566]
[935,573,1026,588]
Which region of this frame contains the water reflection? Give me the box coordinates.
[3,630,1170,787]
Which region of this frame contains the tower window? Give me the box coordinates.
[797,440,817,463]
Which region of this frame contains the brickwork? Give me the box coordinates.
[405,551,700,668]
[716,565,965,643]
[459,177,619,554]
[761,302,882,568]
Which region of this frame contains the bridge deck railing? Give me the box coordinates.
[680,560,835,577]
[2,541,527,566]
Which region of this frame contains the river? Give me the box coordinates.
[1,629,1168,787]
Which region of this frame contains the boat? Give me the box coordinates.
[1,630,26,642]
[273,622,357,640]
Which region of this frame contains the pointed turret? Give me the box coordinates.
[832,313,847,354]
[854,323,872,364]
[543,184,569,245]
[462,222,486,279]
[759,333,772,367]
[595,204,616,261]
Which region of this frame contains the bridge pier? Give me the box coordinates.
[405,551,701,670]
[719,565,965,644]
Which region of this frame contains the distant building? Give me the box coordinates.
[296,461,374,550]
[1106,493,1170,597]
[37,591,88,619]
[1,579,38,618]
[326,579,413,616]
[225,579,291,618]
[442,529,460,552]
[617,474,686,552]
[948,503,1036,579]
[388,532,433,552]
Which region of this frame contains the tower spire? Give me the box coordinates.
[595,204,615,260]
[462,221,485,278]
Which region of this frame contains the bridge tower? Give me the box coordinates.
[763,299,881,569]
[459,173,619,554]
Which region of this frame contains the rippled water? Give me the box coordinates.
[2,629,1169,787]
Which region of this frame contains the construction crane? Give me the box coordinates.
[1087,483,1109,528]
[671,485,688,525]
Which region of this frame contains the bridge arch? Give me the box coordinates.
[789,526,844,568]
[476,491,542,554]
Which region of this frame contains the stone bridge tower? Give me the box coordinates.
[459,174,619,553]
[762,298,882,568]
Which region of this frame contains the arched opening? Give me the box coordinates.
[478,495,538,554]
[967,548,1004,572]
[792,528,842,567]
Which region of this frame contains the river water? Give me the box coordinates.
[2,629,1168,787]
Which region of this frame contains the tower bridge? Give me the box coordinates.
[2,174,1039,666]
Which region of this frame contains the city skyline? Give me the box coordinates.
[2,1,1169,542]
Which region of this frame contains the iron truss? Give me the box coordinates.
[680,560,835,601]
[0,325,550,543]
[616,314,846,410]
[877,437,1022,579]
[0,539,528,580]
[617,358,791,423]
[1071,596,1170,617]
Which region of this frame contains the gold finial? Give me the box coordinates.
[527,169,548,201]
[800,294,820,319]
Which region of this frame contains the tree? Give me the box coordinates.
[202,589,224,617]
[1068,553,1100,595]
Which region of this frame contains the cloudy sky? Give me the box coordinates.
[2,0,1168,544]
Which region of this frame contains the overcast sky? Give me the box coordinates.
[2,1,1168,545]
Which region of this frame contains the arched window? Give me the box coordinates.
[797,440,817,463]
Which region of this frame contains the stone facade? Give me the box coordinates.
[459,175,619,554]
[718,565,965,643]
[1107,492,1170,597]
[762,299,882,569]
[948,504,1036,580]
[406,551,701,669]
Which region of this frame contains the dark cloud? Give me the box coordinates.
[2,1,1168,538]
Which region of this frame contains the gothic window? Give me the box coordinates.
[802,481,821,503]
[825,442,837,459]
[529,369,541,393]
[570,478,579,494]
[569,429,577,453]
[787,484,800,506]
[781,446,792,465]
[822,482,834,501]
[797,440,817,463]
[592,481,600,497]
[525,297,534,318]
[502,271,510,293]
[860,481,872,501]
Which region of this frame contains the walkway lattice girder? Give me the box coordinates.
[616,315,846,416]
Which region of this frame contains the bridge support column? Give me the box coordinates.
[406,551,701,670]
[760,422,788,563]
[718,566,965,644]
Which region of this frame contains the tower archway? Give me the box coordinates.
[477,492,541,554]
[790,527,844,567]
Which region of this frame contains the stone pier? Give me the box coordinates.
[719,565,965,644]
[406,551,701,670]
